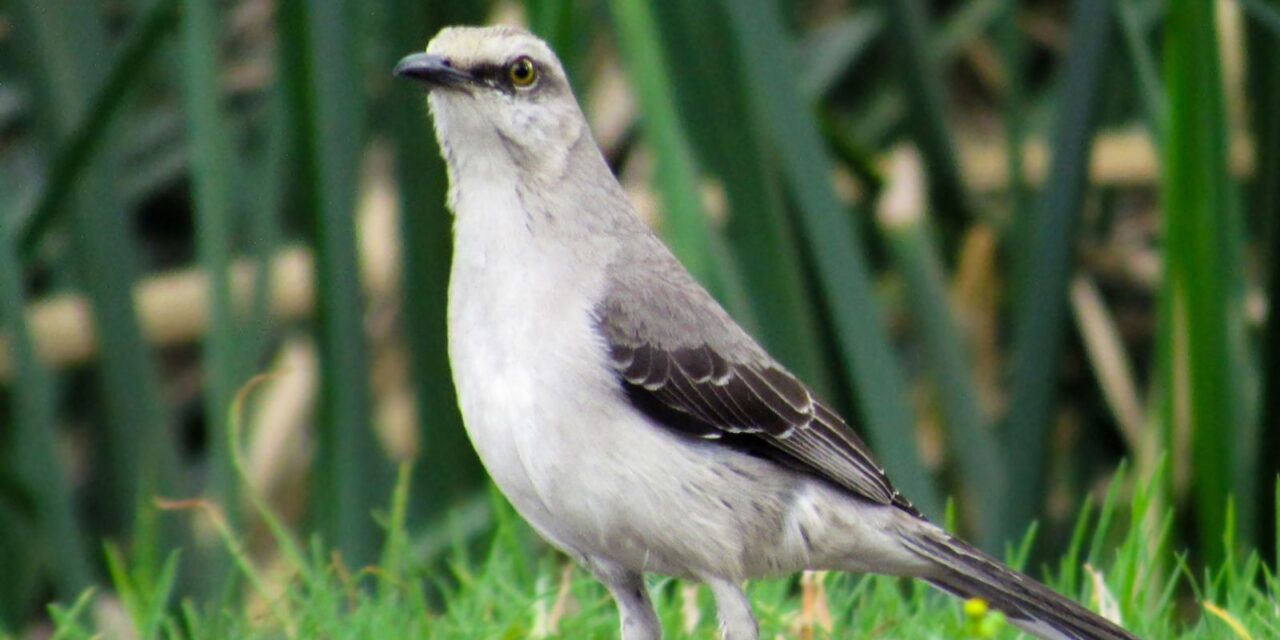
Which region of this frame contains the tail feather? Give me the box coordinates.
[904,531,1138,640]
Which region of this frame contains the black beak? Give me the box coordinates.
[394,52,473,88]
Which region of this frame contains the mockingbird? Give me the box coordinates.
[395,25,1137,640]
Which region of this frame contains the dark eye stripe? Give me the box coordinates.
[463,60,553,95]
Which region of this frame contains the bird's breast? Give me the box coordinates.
[444,181,617,534]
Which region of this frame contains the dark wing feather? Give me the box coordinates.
[602,321,912,512]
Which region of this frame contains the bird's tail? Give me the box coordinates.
[903,529,1138,640]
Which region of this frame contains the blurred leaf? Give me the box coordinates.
[14,0,179,261]
[1163,0,1254,563]
[877,152,1004,549]
[179,0,238,517]
[0,85,26,128]
[1117,0,1166,142]
[605,0,732,301]
[1247,0,1280,560]
[819,111,886,198]
[525,0,597,99]
[1002,0,1113,543]
[830,0,1003,166]
[716,0,940,517]
[0,500,41,626]
[1240,0,1280,36]
[278,0,387,566]
[0,178,93,612]
[9,0,180,539]
[383,0,488,523]
[880,0,974,243]
[795,9,884,99]
[177,0,241,595]
[934,0,1005,57]
[999,0,1030,265]
[237,91,288,373]
[651,0,832,394]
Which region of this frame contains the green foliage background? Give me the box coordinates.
[0,0,1276,634]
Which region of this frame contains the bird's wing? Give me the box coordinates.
[596,243,913,511]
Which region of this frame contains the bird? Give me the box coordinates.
[393,25,1138,640]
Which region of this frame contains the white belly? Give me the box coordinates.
[442,180,883,580]
[443,176,625,547]
[445,216,730,572]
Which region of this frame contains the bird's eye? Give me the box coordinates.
[508,56,538,88]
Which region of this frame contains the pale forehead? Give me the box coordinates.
[427,26,556,67]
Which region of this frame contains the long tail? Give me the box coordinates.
[903,529,1138,640]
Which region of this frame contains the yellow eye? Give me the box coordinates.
[508,56,537,88]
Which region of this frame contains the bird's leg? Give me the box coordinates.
[584,557,662,640]
[706,578,758,640]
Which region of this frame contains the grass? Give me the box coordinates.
[25,461,1279,640]
[1162,0,1254,563]
[277,0,388,568]
[1,0,1277,632]
[1000,0,1113,544]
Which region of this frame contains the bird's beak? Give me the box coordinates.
[394,52,472,89]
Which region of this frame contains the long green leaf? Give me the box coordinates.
[877,151,1004,549]
[652,0,832,394]
[795,10,884,99]
[179,0,238,521]
[0,182,94,611]
[524,0,595,98]
[845,0,1002,152]
[384,0,489,524]
[1002,0,1113,543]
[1247,0,1280,560]
[177,0,240,595]
[1163,0,1252,564]
[716,0,940,517]
[278,0,386,565]
[1118,0,1166,143]
[239,90,288,374]
[605,0,718,288]
[1241,0,1280,35]
[999,0,1031,277]
[14,0,180,261]
[9,0,180,539]
[880,0,973,243]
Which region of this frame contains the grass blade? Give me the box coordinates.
[877,149,1004,549]
[605,0,719,290]
[278,0,387,565]
[880,0,974,243]
[1118,0,1166,142]
[9,0,180,539]
[177,0,240,595]
[652,0,832,392]
[795,9,884,99]
[717,0,941,516]
[1241,0,1280,35]
[1163,0,1252,563]
[999,0,1031,278]
[1246,0,1280,562]
[0,186,94,609]
[179,0,238,522]
[14,0,179,260]
[238,90,288,373]
[384,0,489,523]
[524,0,594,98]
[1001,0,1113,543]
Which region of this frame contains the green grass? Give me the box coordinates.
[1162,0,1255,564]
[1000,0,1113,544]
[28,465,1278,640]
[2,0,1278,632]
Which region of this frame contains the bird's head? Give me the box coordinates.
[395,26,584,181]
